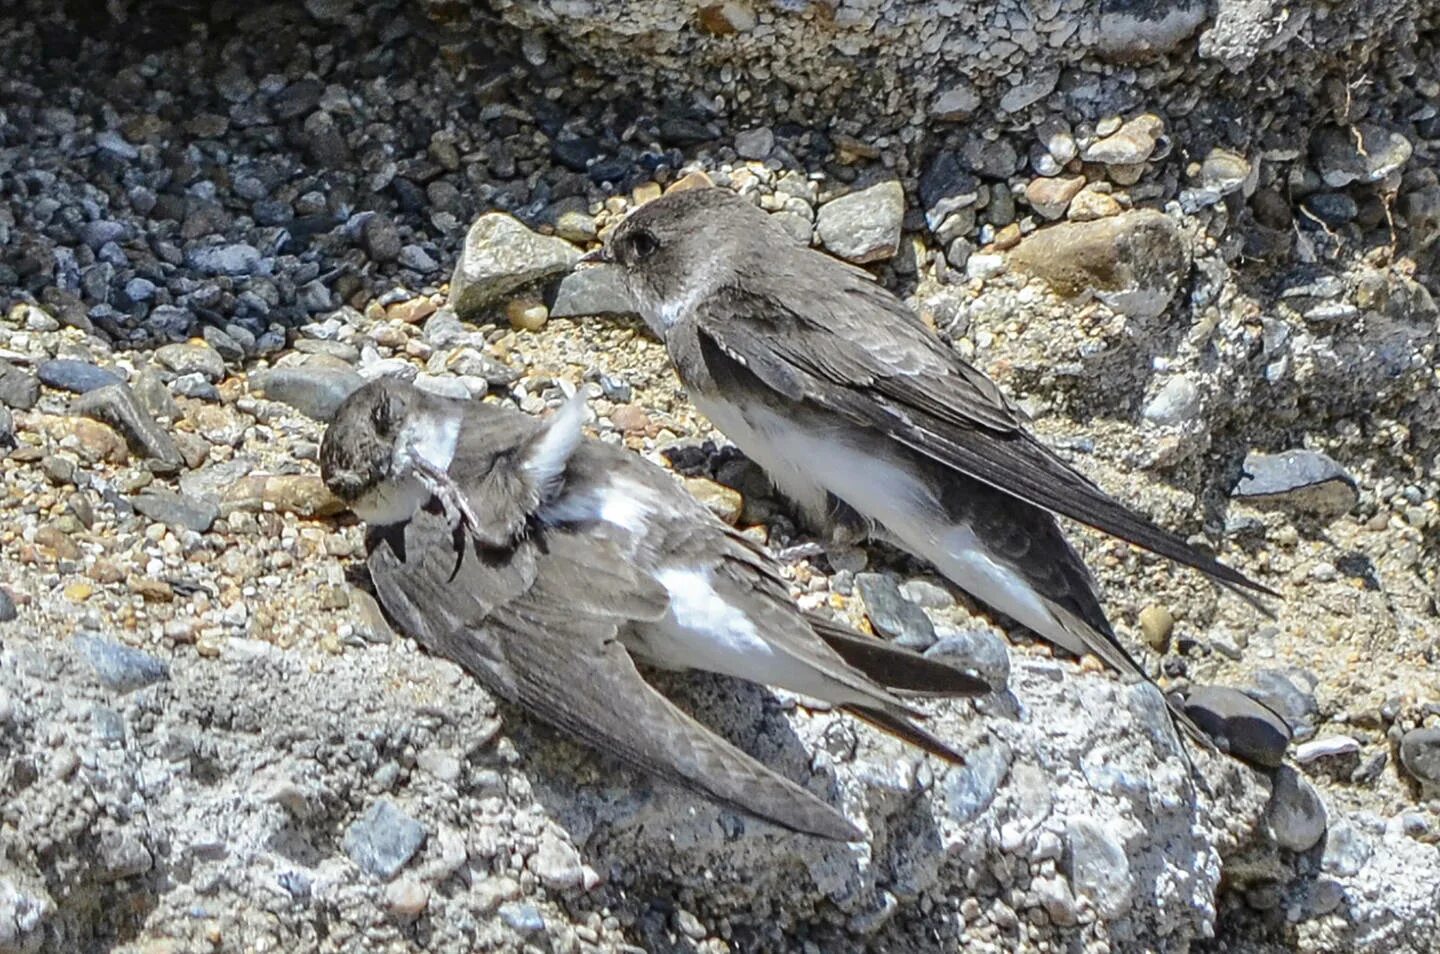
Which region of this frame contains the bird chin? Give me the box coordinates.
[351,476,430,526]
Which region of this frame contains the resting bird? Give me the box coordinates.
[319,378,994,840]
[586,186,1277,741]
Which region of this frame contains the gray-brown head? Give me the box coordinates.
[319,377,416,504]
[592,188,799,331]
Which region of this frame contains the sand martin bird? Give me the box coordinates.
[586,187,1277,734]
[320,377,993,840]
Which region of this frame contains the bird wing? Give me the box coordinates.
[689,273,1274,598]
[366,506,861,841]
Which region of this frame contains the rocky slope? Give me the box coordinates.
[1,0,1439,951]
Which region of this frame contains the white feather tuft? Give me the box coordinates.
[523,391,588,500]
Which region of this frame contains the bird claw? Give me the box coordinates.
[775,541,827,564]
[415,459,483,541]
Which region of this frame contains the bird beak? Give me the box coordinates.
[577,246,611,267]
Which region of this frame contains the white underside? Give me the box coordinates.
[357,411,462,525]
[541,469,867,705]
[692,392,1066,644]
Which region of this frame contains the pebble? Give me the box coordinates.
[1294,735,1361,766]
[0,587,16,623]
[1310,123,1413,187]
[0,404,12,446]
[1181,685,1292,769]
[1067,189,1122,221]
[925,628,1010,690]
[855,572,936,649]
[344,799,427,880]
[506,298,549,332]
[1399,727,1440,791]
[1138,604,1174,652]
[250,366,365,421]
[1082,115,1163,165]
[815,180,904,263]
[0,361,41,409]
[186,243,263,276]
[72,384,184,469]
[610,404,651,433]
[1249,669,1319,742]
[682,476,743,525]
[37,359,123,395]
[362,214,402,263]
[449,213,580,320]
[549,266,637,319]
[131,489,220,533]
[1265,765,1328,851]
[499,902,546,934]
[527,833,585,890]
[1142,375,1201,426]
[384,878,431,918]
[930,83,980,121]
[155,341,227,382]
[735,126,775,160]
[75,633,170,693]
[1025,174,1085,220]
[1201,148,1254,196]
[1233,449,1358,516]
[1067,819,1134,919]
[939,742,1010,824]
[919,153,981,231]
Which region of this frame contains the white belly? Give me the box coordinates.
[691,392,1068,644]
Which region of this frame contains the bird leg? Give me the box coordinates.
[413,458,483,541]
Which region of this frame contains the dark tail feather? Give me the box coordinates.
[844,704,968,765]
[808,615,996,696]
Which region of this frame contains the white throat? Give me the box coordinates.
[352,411,462,525]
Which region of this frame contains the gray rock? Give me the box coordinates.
[1068,819,1134,919]
[37,359,123,395]
[155,341,226,383]
[75,633,169,694]
[939,742,1010,824]
[398,244,439,273]
[201,325,246,363]
[250,366,366,421]
[185,243,263,276]
[1294,735,1361,766]
[1322,820,1373,877]
[1233,449,1359,515]
[131,489,220,533]
[0,404,14,446]
[131,367,181,422]
[500,902,545,934]
[929,83,980,121]
[171,373,221,401]
[1098,0,1208,57]
[0,360,39,410]
[1142,375,1202,426]
[734,126,775,160]
[855,572,936,649]
[180,458,255,503]
[98,830,153,880]
[363,214,402,263]
[919,153,981,232]
[344,799,427,880]
[1310,124,1413,188]
[815,180,904,263]
[72,384,184,469]
[91,705,126,742]
[1265,765,1328,852]
[1249,669,1319,742]
[1398,727,1440,791]
[449,214,579,320]
[1182,685,1292,769]
[925,628,1010,690]
[0,587,16,623]
[549,265,637,320]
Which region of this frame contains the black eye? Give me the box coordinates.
[370,394,399,435]
[621,229,660,264]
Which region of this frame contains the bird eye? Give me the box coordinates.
[370,394,398,435]
[621,229,660,264]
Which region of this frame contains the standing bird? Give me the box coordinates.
[320,378,993,840]
[586,187,1276,730]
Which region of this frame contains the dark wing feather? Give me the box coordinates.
[692,276,1275,598]
[367,508,861,841]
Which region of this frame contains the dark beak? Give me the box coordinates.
[577,246,611,267]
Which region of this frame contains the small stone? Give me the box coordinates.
[941,741,1010,824]
[1142,375,1201,426]
[1201,148,1255,196]
[236,474,343,516]
[682,477,743,525]
[506,299,549,332]
[815,180,905,263]
[610,404,651,434]
[0,587,17,622]
[1302,192,1359,227]
[1025,175,1086,220]
[63,581,94,602]
[398,245,439,273]
[98,831,153,880]
[665,170,715,194]
[0,405,11,447]
[73,384,184,469]
[132,489,219,533]
[1138,604,1174,651]
[925,628,1010,690]
[1249,669,1319,742]
[41,454,76,486]
[1233,449,1358,516]
[1010,210,1191,320]
[930,83,980,121]
[550,266,636,319]
[1182,685,1292,769]
[128,576,175,603]
[1067,820,1134,918]
[1294,735,1361,766]
[735,126,775,160]
[186,243,262,276]
[362,215,402,264]
[1310,124,1412,188]
[384,879,430,918]
[999,68,1059,113]
[527,833,585,890]
[250,366,365,422]
[919,153,981,231]
[1083,114,1163,165]
[499,902,545,934]
[155,341,226,383]
[1399,727,1440,792]
[75,633,169,694]
[0,361,41,409]
[697,1,757,34]
[37,359,123,395]
[344,799,427,880]
[856,572,936,649]
[1098,0,1207,57]
[449,214,579,320]
[1265,765,1328,851]
[1067,189,1122,221]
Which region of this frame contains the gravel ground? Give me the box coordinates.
[2,0,1439,951]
